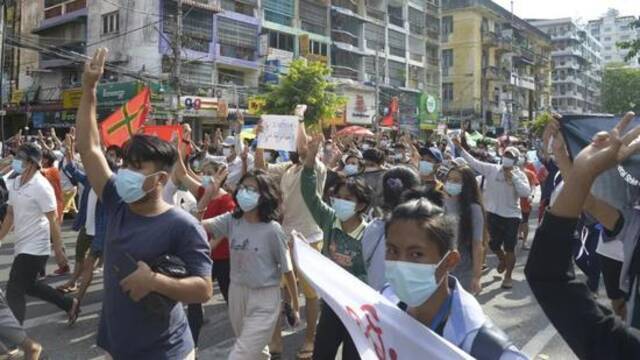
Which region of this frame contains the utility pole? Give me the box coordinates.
[374,50,380,130]
[173,0,183,124]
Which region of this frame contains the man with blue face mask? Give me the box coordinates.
[75,48,213,360]
[453,138,531,290]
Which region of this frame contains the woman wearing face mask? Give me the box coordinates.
[342,154,362,177]
[301,134,373,360]
[418,146,444,191]
[202,169,299,360]
[383,198,527,359]
[443,165,486,295]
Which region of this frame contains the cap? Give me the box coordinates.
[419,146,443,163]
[17,143,43,168]
[223,136,235,147]
[504,146,521,159]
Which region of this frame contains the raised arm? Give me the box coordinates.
[75,48,112,198]
[525,112,640,359]
[302,134,335,232]
[452,136,495,176]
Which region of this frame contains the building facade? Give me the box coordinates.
[530,18,603,115]
[587,9,640,68]
[440,0,553,129]
[3,0,440,136]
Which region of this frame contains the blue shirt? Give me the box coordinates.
[96,178,212,359]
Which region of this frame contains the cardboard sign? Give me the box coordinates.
[257,115,299,152]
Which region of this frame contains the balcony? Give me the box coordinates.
[389,45,405,57]
[365,6,386,21]
[332,29,359,47]
[427,56,439,66]
[332,0,358,13]
[35,0,87,33]
[332,65,360,81]
[409,52,424,62]
[410,23,425,35]
[510,74,535,90]
[219,44,256,61]
[482,30,497,46]
[40,41,86,69]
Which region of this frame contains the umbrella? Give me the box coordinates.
[336,126,374,137]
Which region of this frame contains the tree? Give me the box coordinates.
[617,17,640,63]
[251,59,345,129]
[601,65,640,114]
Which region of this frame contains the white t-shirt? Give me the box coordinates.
[7,172,57,256]
[85,190,98,236]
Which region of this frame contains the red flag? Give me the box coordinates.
[141,125,183,143]
[100,87,151,147]
[380,96,398,128]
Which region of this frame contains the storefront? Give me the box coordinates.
[179,95,229,139]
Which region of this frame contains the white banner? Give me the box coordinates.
[292,232,473,360]
[257,115,299,152]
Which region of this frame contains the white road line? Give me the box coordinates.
[521,323,557,358]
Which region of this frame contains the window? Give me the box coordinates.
[605,46,611,51]
[604,27,611,32]
[605,55,611,60]
[443,83,453,102]
[268,31,294,52]
[102,11,119,35]
[309,40,328,56]
[442,49,453,68]
[442,16,453,38]
[604,36,611,41]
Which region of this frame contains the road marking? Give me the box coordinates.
[521,323,557,358]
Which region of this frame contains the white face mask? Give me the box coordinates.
[385,251,450,307]
[502,157,515,168]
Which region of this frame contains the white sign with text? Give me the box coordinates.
[257,115,299,152]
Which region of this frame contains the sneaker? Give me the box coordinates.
[50,264,70,277]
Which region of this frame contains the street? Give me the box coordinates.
[0,212,585,360]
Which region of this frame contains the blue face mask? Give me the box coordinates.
[331,197,357,221]
[444,182,463,196]
[11,159,23,174]
[419,161,434,176]
[385,251,450,307]
[115,169,158,204]
[344,164,359,176]
[236,188,260,212]
[202,175,212,187]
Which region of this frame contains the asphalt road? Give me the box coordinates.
[0,212,589,360]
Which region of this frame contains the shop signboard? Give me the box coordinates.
[32,111,76,128]
[346,92,375,126]
[418,92,440,130]
[62,88,83,109]
[179,96,219,118]
[97,82,141,108]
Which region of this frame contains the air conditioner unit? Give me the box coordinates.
[110,51,131,63]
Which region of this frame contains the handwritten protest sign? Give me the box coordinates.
[257,115,299,152]
[291,232,472,360]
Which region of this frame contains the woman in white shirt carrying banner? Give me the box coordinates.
[382,198,528,360]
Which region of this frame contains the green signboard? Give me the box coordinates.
[97,82,141,108]
[417,92,440,130]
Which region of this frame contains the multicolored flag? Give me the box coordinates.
[100,87,151,147]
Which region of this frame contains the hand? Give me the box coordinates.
[572,111,639,178]
[211,167,229,192]
[451,135,462,148]
[54,247,68,269]
[82,48,108,89]
[120,261,156,302]
[240,145,249,162]
[294,104,307,120]
[470,277,482,296]
[305,134,324,167]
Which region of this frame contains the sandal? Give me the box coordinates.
[501,279,513,289]
[296,349,314,360]
[269,351,282,360]
[57,284,78,294]
[68,298,81,326]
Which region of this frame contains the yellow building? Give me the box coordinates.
[441,0,552,129]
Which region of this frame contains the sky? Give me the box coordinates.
[492,0,639,23]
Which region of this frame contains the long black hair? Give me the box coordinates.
[447,165,486,248]
[382,166,420,211]
[233,169,281,222]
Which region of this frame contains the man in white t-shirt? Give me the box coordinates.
[0,143,78,325]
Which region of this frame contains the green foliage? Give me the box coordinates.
[251,59,346,128]
[602,66,640,114]
[617,18,640,63]
[529,112,553,137]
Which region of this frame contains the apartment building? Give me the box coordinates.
[530,18,603,115]
[440,0,553,129]
[587,9,640,68]
[2,0,440,135]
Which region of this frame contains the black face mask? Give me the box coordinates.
[289,152,300,164]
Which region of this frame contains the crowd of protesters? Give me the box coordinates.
[0,48,637,360]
